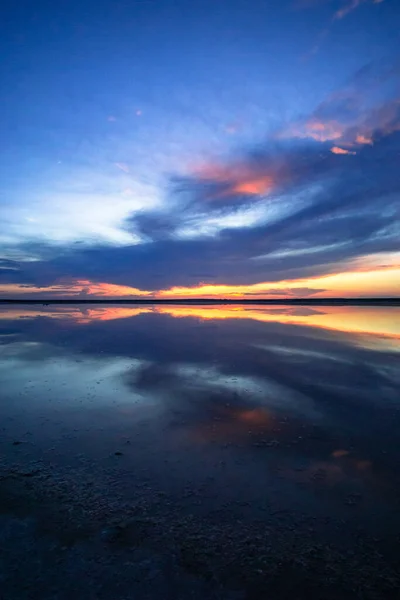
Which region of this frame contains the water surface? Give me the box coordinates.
[1,304,399,598]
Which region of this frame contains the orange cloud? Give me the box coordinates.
[232,176,274,195]
[280,118,345,142]
[281,109,399,147]
[331,146,356,155]
[193,162,275,198]
[355,134,373,145]
[0,279,152,298]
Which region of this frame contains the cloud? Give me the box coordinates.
[355,134,373,145]
[114,162,130,173]
[282,119,345,142]
[2,127,398,295]
[334,0,384,20]
[294,0,385,19]
[2,62,399,298]
[2,120,399,296]
[280,63,400,148]
[330,146,356,154]
[0,279,152,298]
[193,163,275,198]
[298,1,386,58]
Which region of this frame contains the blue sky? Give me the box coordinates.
[0,0,399,298]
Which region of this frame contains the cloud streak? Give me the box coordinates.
[1,61,399,299]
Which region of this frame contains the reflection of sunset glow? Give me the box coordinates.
[332,449,350,458]
[0,306,153,322]
[234,408,270,425]
[290,453,373,487]
[190,406,273,444]
[2,304,398,351]
[157,305,400,348]
[68,307,153,323]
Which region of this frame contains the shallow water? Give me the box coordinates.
[1,304,400,598]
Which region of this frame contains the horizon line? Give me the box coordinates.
[0,297,399,305]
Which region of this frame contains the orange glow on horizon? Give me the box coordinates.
[0,279,152,298]
[156,264,400,299]
[1,254,399,303]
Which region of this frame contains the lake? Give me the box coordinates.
[1,304,399,599]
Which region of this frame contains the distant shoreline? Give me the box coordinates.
[0,298,399,306]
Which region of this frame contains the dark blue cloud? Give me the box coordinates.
[2,125,399,293]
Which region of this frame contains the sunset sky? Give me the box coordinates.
[1,0,399,299]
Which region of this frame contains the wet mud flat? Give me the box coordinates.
[1,446,399,600]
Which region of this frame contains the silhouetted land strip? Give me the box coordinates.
[0,298,399,305]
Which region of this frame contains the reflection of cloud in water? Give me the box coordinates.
[287,452,375,488]
[0,341,148,410]
[0,306,398,450]
[0,306,154,323]
[125,361,320,447]
[176,364,319,418]
[1,304,398,352]
[129,362,319,421]
[0,304,399,502]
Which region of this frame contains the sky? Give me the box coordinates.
[0,0,399,299]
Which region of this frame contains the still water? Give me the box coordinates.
[0,304,399,598]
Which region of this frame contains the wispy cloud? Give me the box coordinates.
[114,162,130,173]
[334,0,384,20]
[279,64,400,148]
[298,0,386,57]
[294,0,385,19]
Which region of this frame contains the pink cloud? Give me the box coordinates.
[279,118,345,142]
[193,162,275,199]
[355,134,373,145]
[331,146,356,154]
